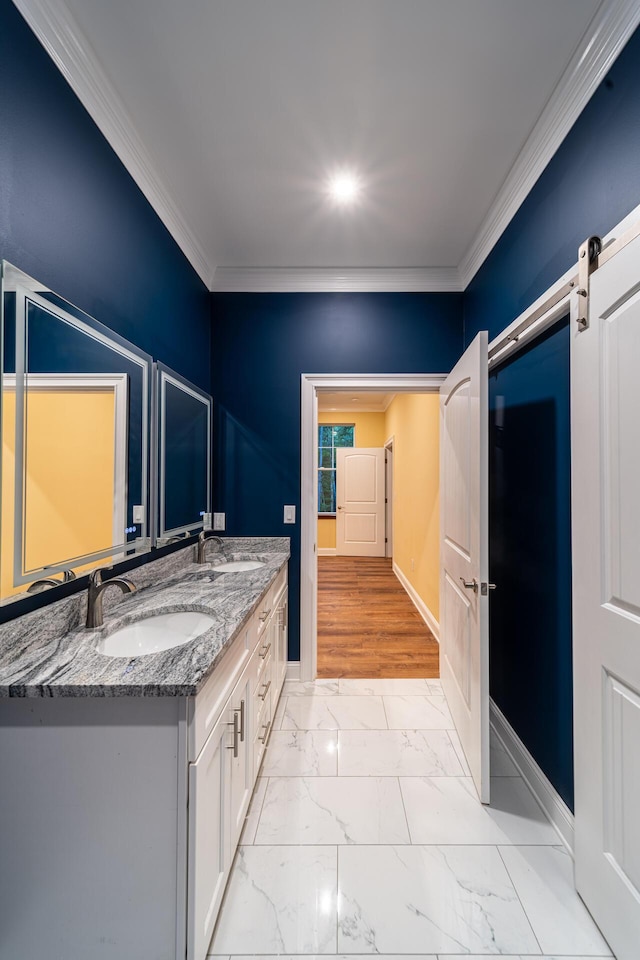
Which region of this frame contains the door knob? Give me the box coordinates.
[337,505,343,510]
[460,577,479,593]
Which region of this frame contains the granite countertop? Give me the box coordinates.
[0,538,289,698]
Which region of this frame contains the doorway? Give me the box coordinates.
[300,373,446,682]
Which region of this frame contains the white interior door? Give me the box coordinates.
[336,447,385,557]
[572,233,640,959]
[440,331,490,803]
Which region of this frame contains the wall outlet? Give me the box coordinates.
[283,505,296,524]
[213,512,226,531]
[202,512,212,528]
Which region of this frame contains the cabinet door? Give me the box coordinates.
[187,710,231,960]
[228,663,253,850]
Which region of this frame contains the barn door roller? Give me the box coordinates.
[576,235,602,331]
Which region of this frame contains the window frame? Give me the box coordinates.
[317,423,355,517]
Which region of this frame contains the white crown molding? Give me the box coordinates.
[14,0,640,294]
[13,0,213,287]
[211,266,462,293]
[459,0,640,289]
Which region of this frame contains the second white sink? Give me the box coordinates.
[97,611,215,658]
[213,560,265,572]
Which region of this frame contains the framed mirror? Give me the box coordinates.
[1,261,152,603]
[153,363,212,545]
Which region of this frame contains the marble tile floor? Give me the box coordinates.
[209,678,612,958]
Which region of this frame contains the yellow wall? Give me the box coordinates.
[384,393,440,620]
[2,388,116,598]
[317,411,386,550]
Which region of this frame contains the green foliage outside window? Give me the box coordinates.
[318,424,354,514]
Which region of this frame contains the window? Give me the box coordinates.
[318,424,354,515]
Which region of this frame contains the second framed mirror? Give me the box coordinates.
[153,363,212,545]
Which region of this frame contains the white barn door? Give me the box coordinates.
[440,331,490,803]
[572,233,640,959]
[336,448,385,557]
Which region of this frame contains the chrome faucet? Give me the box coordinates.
[86,567,136,628]
[196,530,224,564]
[27,569,77,593]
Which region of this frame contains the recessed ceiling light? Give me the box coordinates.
[327,171,361,206]
[351,397,359,402]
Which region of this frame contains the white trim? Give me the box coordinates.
[488,263,577,367]
[301,373,446,682]
[13,0,212,286]
[15,1,640,293]
[393,561,440,642]
[3,372,128,552]
[286,661,301,680]
[459,0,640,287]
[211,266,462,293]
[384,436,394,560]
[487,197,640,368]
[317,548,337,557]
[490,699,575,854]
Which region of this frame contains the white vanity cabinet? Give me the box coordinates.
[186,564,288,960]
[0,561,288,960]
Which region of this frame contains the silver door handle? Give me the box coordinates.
[460,577,479,594]
[259,719,271,744]
[226,710,240,757]
[238,699,245,742]
[259,679,271,702]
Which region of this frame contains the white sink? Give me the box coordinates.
[213,560,265,572]
[96,611,215,657]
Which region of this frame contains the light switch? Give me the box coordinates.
[132,504,144,524]
[202,512,212,528]
[213,512,226,531]
[283,505,296,524]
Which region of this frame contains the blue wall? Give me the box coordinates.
[0,0,210,391]
[465,25,640,810]
[210,292,463,659]
[0,0,211,623]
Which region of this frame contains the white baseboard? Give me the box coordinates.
[317,548,337,557]
[286,661,301,680]
[392,562,440,642]
[490,699,574,854]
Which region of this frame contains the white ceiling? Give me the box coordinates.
[21,0,632,288]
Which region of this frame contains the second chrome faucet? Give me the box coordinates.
[196,530,224,564]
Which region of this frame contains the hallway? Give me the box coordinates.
[317,556,439,678]
[208,678,611,957]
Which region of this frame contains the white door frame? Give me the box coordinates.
[384,436,394,559]
[300,373,446,682]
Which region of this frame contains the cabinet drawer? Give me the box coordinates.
[255,566,288,638]
[253,692,273,778]
[188,626,251,761]
[254,659,271,726]
[256,634,272,681]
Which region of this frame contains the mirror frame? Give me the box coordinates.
[1,261,153,599]
[152,362,212,545]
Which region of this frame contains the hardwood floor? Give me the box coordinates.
[317,556,440,678]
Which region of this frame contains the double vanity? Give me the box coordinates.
[0,536,289,960]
